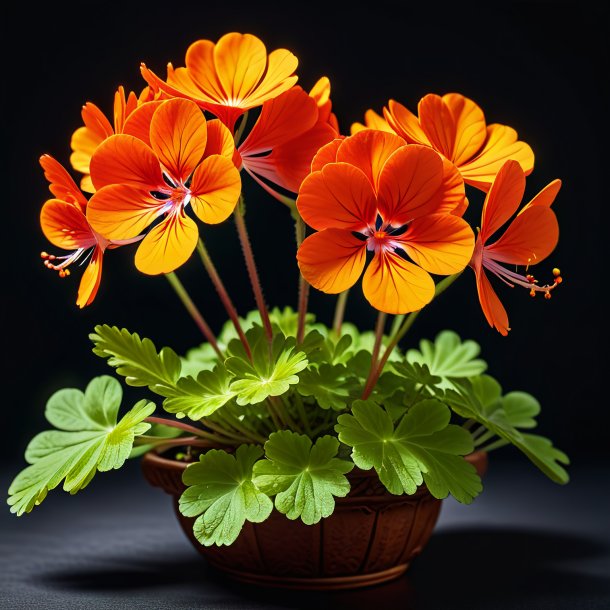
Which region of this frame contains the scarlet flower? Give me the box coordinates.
[86,98,241,275]
[141,33,298,132]
[237,78,338,203]
[39,155,132,308]
[352,93,534,191]
[470,160,561,335]
[71,86,163,193]
[296,130,475,314]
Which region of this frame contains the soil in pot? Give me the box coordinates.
[142,449,488,590]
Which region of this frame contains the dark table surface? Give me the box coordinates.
[2,456,609,610]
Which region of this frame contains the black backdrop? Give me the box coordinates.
[3,3,608,464]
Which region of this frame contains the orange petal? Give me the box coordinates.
[90,134,164,190]
[76,246,103,308]
[189,155,241,224]
[459,124,535,191]
[244,48,299,108]
[213,33,267,104]
[145,63,214,104]
[399,213,474,275]
[122,100,163,147]
[438,157,467,215]
[240,88,318,155]
[40,199,95,250]
[362,251,435,314]
[441,93,487,166]
[246,121,337,193]
[384,100,430,145]
[80,102,114,140]
[336,130,406,192]
[135,210,199,275]
[185,39,226,103]
[480,160,526,243]
[70,126,105,180]
[203,119,236,160]
[521,179,562,211]
[474,266,510,336]
[486,206,558,266]
[377,145,444,225]
[417,94,456,159]
[150,99,207,182]
[350,109,393,135]
[297,229,366,293]
[297,163,377,231]
[311,138,343,172]
[87,184,163,240]
[309,76,331,107]
[39,155,87,210]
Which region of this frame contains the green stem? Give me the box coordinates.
[196,238,252,361]
[233,111,249,146]
[390,314,405,337]
[213,411,267,445]
[474,430,496,447]
[362,312,387,398]
[295,216,310,344]
[165,272,222,358]
[143,416,234,444]
[332,290,349,337]
[233,202,274,343]
[362,272,463,399]
[293,392,313,436]
[478,438,509,452]
[201,417,254,444]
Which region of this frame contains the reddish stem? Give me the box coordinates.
[362,312,387,399]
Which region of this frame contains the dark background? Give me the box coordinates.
[3,2,608,468]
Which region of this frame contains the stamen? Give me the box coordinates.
[40,248,89,277]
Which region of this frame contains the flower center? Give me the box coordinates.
[364,227,401,254]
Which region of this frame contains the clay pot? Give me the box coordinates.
[141,449,487,590]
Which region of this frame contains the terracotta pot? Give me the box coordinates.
[141,449,487,590]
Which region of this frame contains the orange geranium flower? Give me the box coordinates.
[71,86,163,193]
[141,33,298,132]
[237,78,338,203]
[39,156,135,307]
[470,160,561,335]
[352,93,534,191]
[86,98,241,275]
[296,130,475,314]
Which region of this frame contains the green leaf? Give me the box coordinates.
[163,366,236,420]
[392,361,442,388]
[90,325,181,396]
[296,363,355,410]
[8,376,154,515]
[226,329,308,405]
[502,392,540,429]
[253,432,353,524]
[180,343,219,377]
[179,445,272,546]
[406,331,487,389]
[336,400,481,504]
[445,380,569,484]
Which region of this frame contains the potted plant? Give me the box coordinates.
[7,32,569,590]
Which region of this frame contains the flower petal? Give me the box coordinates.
[39,155,87,210]
[350,109,394,135]
[441,93,487,166]
[122,100,163,148]
[336,129,405,192]
[40,199,96,250]
[203,119,236,160]
[399,213,474,275]
[244,48,299,108]
[239,88,318,155]
[213,33,267,104]
[486,206,558,266]
[150,99,207,182]
[459,124,535,191]
[297,229,366,293]
[474,266,510,336]
[521,178,562,211]
[90,134,164,190]
[362,251,435,314]
[248,121,337,193]
[76,246,103,308]
[189,155,241,224]
[297,163,377,231]
[185,39,227,103]
[87,184,164,240]
[480,159,526,243]
[438,157,467,215]
[377,145,445,225]
[135,210,199,275]
[311,138,343,172]
[384,100,430,145]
